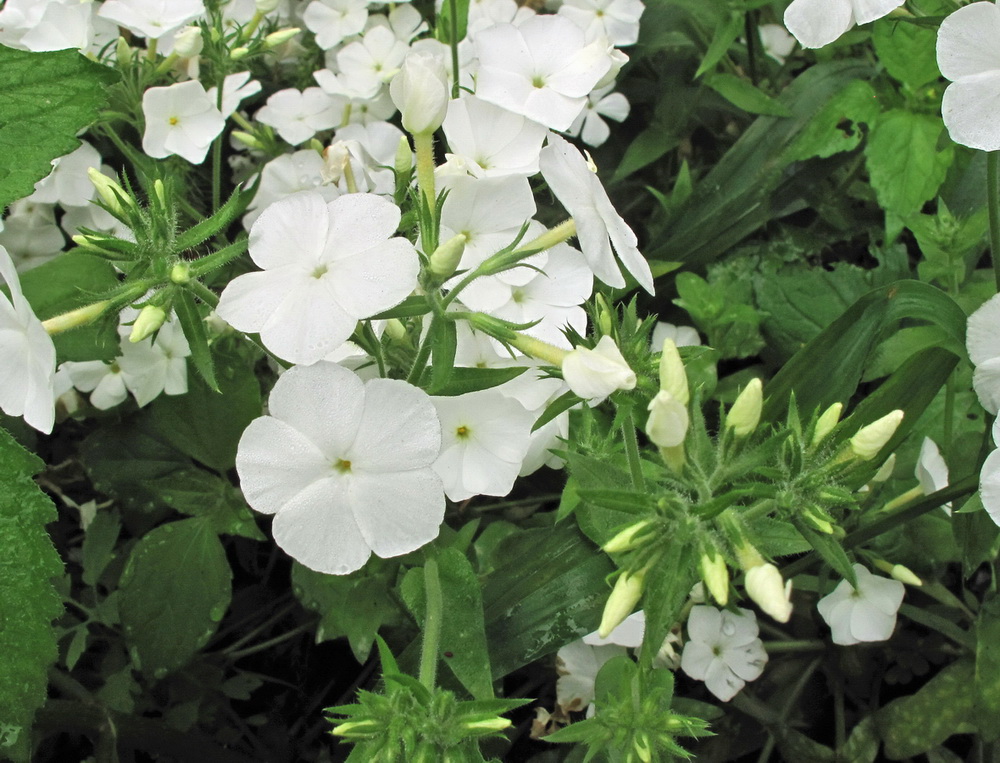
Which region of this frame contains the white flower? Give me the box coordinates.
[208,71,262,118]
[389,52,450,135]
[431,389,534,501]
[473,15,612,131]
[539,134,654,293]
[116,318,191,406]
[915,437,950,513]
[217,192,418,365]
[0,201,64,271]
[62,359,129,411]
[651,321,700,349]
[0,244,56,433]
[783,0,904,49]
[302,0,368,50]
[255,87,341,145]
[680,606,767,702]
[557,0,644,47]
[759,23,796,64]
[566,86,630,148]
[583,610,645,648]
[31,141,101,208]
[562,335,636,405]
[99,0,206,40]
[645,390,688,448]
[142,80,225,164]
[441,95,547,178]
[242,150,341,230]
[816,563,905,646]
[314,26,408,101]
[966,293,1000,413]
[980,446,1000,526]
[236,362,445,575]
[936,1,1000,151]
[555,640,626,716]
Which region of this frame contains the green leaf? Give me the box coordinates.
[18,253,120,362]
[872,16,942,89]
[369,295,431,320]
[0,428,63,762]
[975,596,1000,737]
[436,0,470,44]
[81,510,121,587]
[704,73,792,117]
[173,288,218,391]
[428,318,458,394]
[147,349,261,471]
[0,47,116,211]
[426,366,526,396]
[865,110,954,219]
[784,79,879,162]
[877,660,978,759]
[402,549,494,699]
[482,522,614,678]
[292,561,405,663]
[118,518,232,678]
[792,517,856,586]
[695,12,743,78]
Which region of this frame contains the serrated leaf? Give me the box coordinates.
[0,428,63,762]
[872,15,942,89]
[704,73,792,117]
[118,518,232,678]
[0,47,117,211]
[785,79,879,162]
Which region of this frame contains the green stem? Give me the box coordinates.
[226,622,315,660]
[406,314,436,384]
[186,278,220,308]
[988,152,1000,292]
[763,640,825,653]
[419,556,444,690]
[413,131,436,214]
[744,10,759,86]
[622,409,645,491]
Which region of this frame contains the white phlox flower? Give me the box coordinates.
[31,141,101,208]
[15,1,114,53]
[217,191,418,365]
[758,23,796,64]
[431,388,534,501]
[473,15,613,131]
[557,0,645,47]
[651,321,701,350]
[62,359,129,411]
[555,640,626,716]
[980,433,1000,526]
[816,563,905,646]
[0,244,56,433]
[783,0,905,50]
[936,1,1000,151]
[209,71,263,118]
[539,134,654,293]
[242,150,342,230]
[142,80,226,164]
[255,87,342,146]
[389,51,451,135]
[99,0,206,40]
[302,0,369,50]
[966,293,1000,414]
[314,26,409,101]
[441,96,548,178]
[566,85,630,148]
[114,316,191,407]
[915,437,950,513]
[680,606,767,702]
[562,335,636,405]
[367,4,428,44]
[236,362,445,575]
[0,201,64,271]
[329,121,404,195]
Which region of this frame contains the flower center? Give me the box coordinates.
[531,75,546,89]
[312,264,329,279]
[335,458,352,473]
[169,116,179,125]
[455,425,470,439]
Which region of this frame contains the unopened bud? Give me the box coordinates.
[230,46,250,60]
[71,234,114,255]
[699,551,729,606]
[153,178,167,208]
[646,390,689,448]
[850,410,904,461]
[173,26,203,58]
[744,562,792,622]
[232,130,264,150]
[384,318,407,342]
[726,378,762,438]
[88,168,132,217]
[602,520,652,554]
[389,52,450,135]
[331,719,379,737]
[428,233,467,281]
[891,564,922,586]
[658,338,688,404]
[264,28,300,48]
[461,717,512,732]
[129,305,167,343]
[598,568,646,638]
[595,293,613,336]
[562,336,636,405]
[395,135,413,176]
[634,732,653,763]
[804,509,835,535]
[256,0,280,11]
[170,262,191,284]
[115,36,133,65]
[812,401,843,447]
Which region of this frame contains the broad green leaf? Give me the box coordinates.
[840,716,880,763]
[482,522,614,678]
[426,366,526,397]
[703,73,792,117]
[878,660,977,759]
[872,15,942,89]
[785,79,879,162]
[118,518,232,678]
[865,110,954,220]
[0,428,63,763]
[18,253,120,362]
[0,47,117,211]
[147,350,261,471]
[402,549,494,700]
[292,560,405,663]
[436,0,470,44]
[763,280,966,423]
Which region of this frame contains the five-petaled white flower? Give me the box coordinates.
[236,362,445,575]
[680,605,767,702]
[784,0,905,50]
[0,244,56,433]
[217,191,418,365]
[142,80,225,164]
[817,563,905,646]
[936,0,1000,151]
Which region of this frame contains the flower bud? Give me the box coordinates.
[811,401,842,447]
[395,135,413,176]
[850,410,904,461]
[256,0,280,11]
[264,28,300,48]
[129,305,167,343]
[115,36,133,65]
[890,564,922,587]
[230,46,250,60]
[602,519,652,554]
[595,293,613,336]
[172,26,203,58]
[725,378,762,437]
[384,318,407,342]
[231,131,264,150]
[428,233,467,281]
[170,262,191,284]
[744,563,792,622]
[658,338,688,404]
[88,168,133,217]
[646,390,689,448]
[598,568,646,638]
[389,52,450,135]
[322,141,353,185]
[153,178,167,208]
[562,336,636,405]
[460,717,512,732]
[699,550,729,606]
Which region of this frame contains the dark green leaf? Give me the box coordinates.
[704,73,792,117]
[436,0,470,44]
[975,596,1000,737]
[173,288,218,391]
[695,12,743,78]
[427,366,526,396]
[428,318,458,394]
[81,510,121,587]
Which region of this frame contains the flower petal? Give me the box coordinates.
[347,468,445,558]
